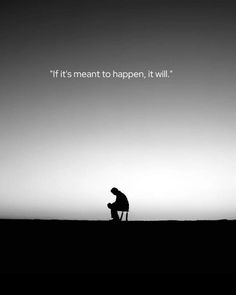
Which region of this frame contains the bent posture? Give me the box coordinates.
[107,187,129,221]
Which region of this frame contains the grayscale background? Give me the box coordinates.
[0,0,236,220]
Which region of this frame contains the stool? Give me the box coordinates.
[119,211,129,221]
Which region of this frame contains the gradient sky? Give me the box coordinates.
[0,0,236,219]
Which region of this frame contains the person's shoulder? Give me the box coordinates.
[119,191,127,198]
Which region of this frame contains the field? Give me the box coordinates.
[0,219,235,274]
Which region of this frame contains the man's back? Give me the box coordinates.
[115,190,129,211]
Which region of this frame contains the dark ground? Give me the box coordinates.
[0,219,235,274]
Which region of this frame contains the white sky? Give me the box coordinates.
[1,0,236,220]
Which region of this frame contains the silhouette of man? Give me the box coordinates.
[107,187,129,221]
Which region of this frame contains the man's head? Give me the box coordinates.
[111,187,119,195]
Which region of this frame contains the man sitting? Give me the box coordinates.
[107,187,129,221]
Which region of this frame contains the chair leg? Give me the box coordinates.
[120,212,124,221]
[126,212,128,221]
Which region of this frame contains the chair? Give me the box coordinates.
[119,210,129,221]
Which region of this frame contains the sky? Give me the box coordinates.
[0,0,236,220]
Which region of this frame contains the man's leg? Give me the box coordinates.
[111,207,119,220]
